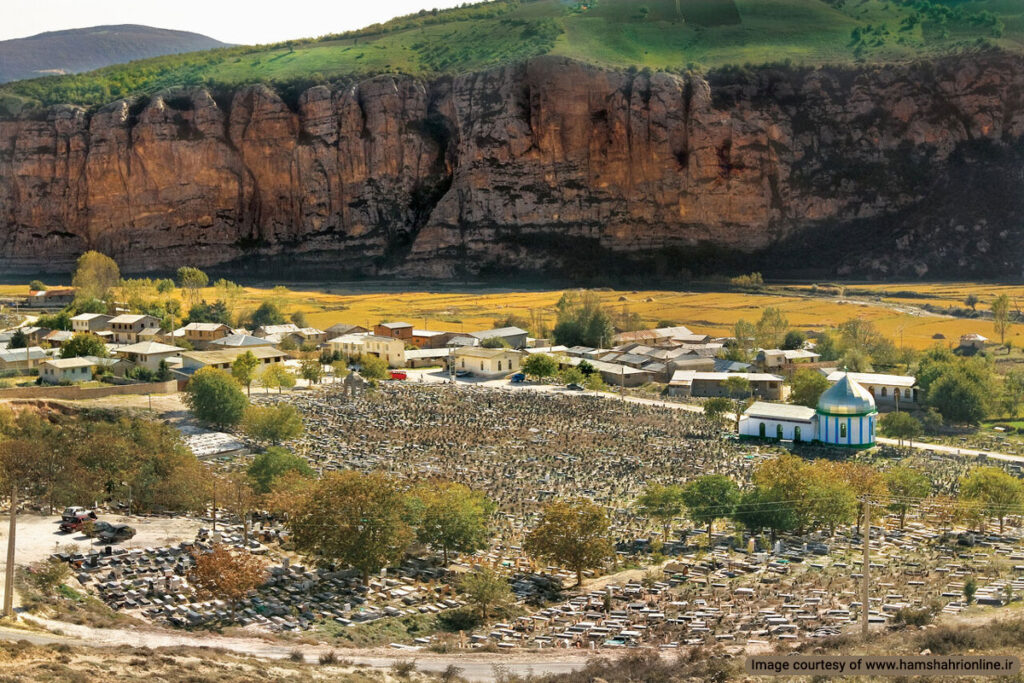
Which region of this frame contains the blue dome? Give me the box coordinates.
[817,373,876,415]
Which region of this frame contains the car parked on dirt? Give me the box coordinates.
[58,510,97,533]
[97,524,136,543]
[61,506,93,522]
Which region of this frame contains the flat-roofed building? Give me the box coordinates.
[452,347,523,378]
[468,326,529,349]
[181,322,232,348]
[180,346,288,374]
[739,402,817,442]
[825,370,917,408]
[328,334,406,368]
[40,357,94,384]
[71,313,113,334]
[115,341,184,372]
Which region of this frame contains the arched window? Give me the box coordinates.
[759,423,766,438]
[904,388,911,398]
[776,424,784,440]
[881,387,887,397]
[794,426,801,442]
[840,422,847,438]
[868,386,875,395]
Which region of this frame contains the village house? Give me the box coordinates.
[19,327,50,346]
[452,347,523,378]
[39,357,94,384]
[43,330,74,346]
[328,334,406,368]
[254,323,300,338]
[959,333,989,351]
[667,371,788,400]
[71,313,113,334]
[0,346,51,372]
[757,348,821,370]
[180,322,231,348]
[468,326,529,349]
[409,329,454,349]
[825,370,917,409]
[108,314,162,344]
[179,346,288,376]
[374,322,414,341]
[282,327,327,347]
[209,334,275,349]
[115,341,184,372]
[26,288,75,308]
[404,348,452,368]
[324,323,368,338]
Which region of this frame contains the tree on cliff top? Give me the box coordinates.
[71,251,119,302]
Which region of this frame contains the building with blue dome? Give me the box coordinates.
[739,372,878,448]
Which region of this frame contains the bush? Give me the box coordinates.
[893,606,934,627]
[391,660,417,677]
[318,650,338,665]
[26,559,71,595]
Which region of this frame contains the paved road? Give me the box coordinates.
[876,437,1024,464]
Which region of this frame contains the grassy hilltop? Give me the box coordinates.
[2,0,1023,113]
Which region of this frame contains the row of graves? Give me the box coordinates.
[52,524,467,634]
[449,518,1024,651]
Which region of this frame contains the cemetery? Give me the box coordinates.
[42,383,1024,654]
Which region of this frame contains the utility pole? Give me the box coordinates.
[861,496,870,639]
[4,482,17,618]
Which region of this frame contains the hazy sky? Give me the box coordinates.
[2,0,471,44]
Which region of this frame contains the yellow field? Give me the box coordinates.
[3,282,1019,350]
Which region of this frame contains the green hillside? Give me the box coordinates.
[2,0,1023,114]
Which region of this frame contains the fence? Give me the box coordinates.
[0,380,178,400]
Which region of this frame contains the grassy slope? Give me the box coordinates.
[2,0,1023,113]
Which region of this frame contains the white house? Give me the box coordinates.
[40,357,94,384]
[452,347,523,378]
[825,370,917,408]
[115,341,184,372]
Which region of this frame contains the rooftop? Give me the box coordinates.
[743,401,816,422]
[454,347,522,359]
[116,341,184,355]
[469,327,528,339]
[818,373,877,415]
[182,347,286,365]
[210,334,274,348]
[379,322,413,329]
[825,371,915,387]
[108,314,153,324]
[182,322,230,331]
[42,357,95,369]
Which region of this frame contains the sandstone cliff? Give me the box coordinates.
[1,55,1022,279]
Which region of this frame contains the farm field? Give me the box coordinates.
[4,281,1018,351]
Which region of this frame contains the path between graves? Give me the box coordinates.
[2,616,592,681]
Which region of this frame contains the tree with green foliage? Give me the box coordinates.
[156,278,175,294]
[460,567,512,621]
[731,485,797,543]
[525,499,613,587]
[71,251,119,302]
[703,397,733,427]
[754,307,788,349]
[331,359,349,382]
[249,301,286,329]
[300,358,324,384]
[231,351,260,397]
[884,465,931,528]
[782,330,806,350]
[358,354,389,380]
[28,280,46,292]
[682,475,739,538]
[964,294,979,310]
[584,372,606,392]
[257,364,294,394]
[523,353,557,380]
[560,366,585,386]
[290,471,414,584]
[176,266,209,306]
[7,329,27,349]
[839,348,873,372]
[59,332,106,359]
[480,336,511,348]
[35,310,71,331]
[814,330,840,362]
[879,411,923,446]
[929,368,990,424]
[960,466,1024,533]
[408,482,495,564]
[552,291,614,348]
[991,294,1011,347]
[1002,370,1024,417]
[185,300,232,326]
[964,576,978,604]
[184,367,247,427]
[247,446,313,494]
[790,368,830,408]
[635,484,686,540]
[242,403,304,446]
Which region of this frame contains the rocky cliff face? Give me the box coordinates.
[1,55,1022,279]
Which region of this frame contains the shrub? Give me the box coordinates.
[391,660,417,677]
[288,649,304,662]
[318,650,338,665]
[893,607,934,627]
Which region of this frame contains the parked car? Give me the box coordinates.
[455,370,471,378]
[389,370,407,380]
[510,373,526,383]
[61,506,93,522]
[84,521,115,538]
[566,383,585,391]
[59,510,97,533]
[97,524,136,543]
